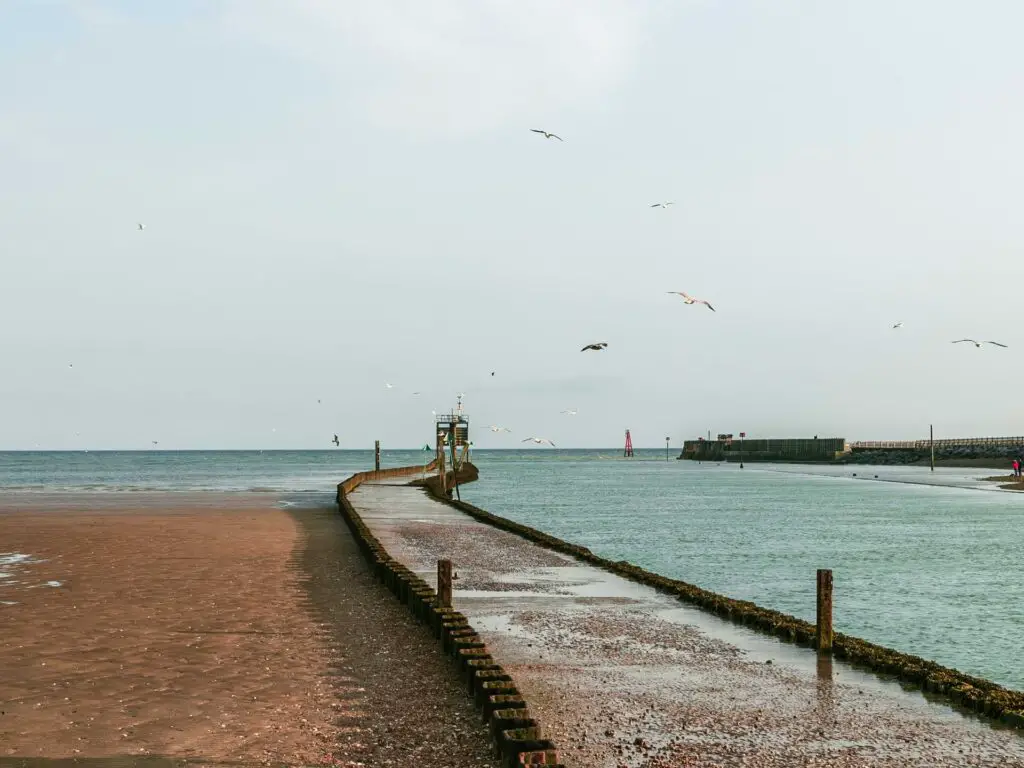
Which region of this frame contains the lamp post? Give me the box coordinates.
[739,431,746,469]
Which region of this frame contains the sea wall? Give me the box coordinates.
[337,458,438,497]
[681,437,846,463]
[336,464,562,767]
[842,440,1024,465]
[423,485,1024,730]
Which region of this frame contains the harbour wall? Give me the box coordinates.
[418,479,1024,729]
[681,437,846,463]
[681,435,1024,464]
[335,462,563,766]
[338,458,438,495]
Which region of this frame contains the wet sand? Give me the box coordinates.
[349,482,1024,768]
[982,475,1024,492]
[0,493,498,768]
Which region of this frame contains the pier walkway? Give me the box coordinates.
[348,480,1024,767]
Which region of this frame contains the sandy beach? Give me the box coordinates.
[0,493,498,768]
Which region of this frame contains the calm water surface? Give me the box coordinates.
[1,448,1022,691]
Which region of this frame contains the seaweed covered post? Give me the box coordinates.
[375,440,381,471]
[816,569,833,652]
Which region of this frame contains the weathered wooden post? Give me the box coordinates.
[374,440,381,471]
[816,568,833,652]
[437,558,453,608]
[437,433,447,496]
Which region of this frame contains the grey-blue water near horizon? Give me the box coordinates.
[1,448,1022,692]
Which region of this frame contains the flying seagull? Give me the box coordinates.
[650,201,674,208]
[581,342,608,352]
[412,391,421,395]
[384,382,394,389]
[530,129,563,141]
[892,322,903,329]
[489,425,512,433]
[952,339,1007,348]
[522,437,556,447]
[332,434,340,446]
[151,441,158,446]
[667,291,715,312]
[560,409,578,416]
[491,371,495,376]
[137,223,146,231]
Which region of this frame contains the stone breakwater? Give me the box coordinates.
[337,466,564,767]
[421,484,1024,730]
[842,444,1024,465]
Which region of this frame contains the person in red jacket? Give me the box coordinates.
[1013,458,1020,478]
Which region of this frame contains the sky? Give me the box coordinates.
[2,0,1023,450]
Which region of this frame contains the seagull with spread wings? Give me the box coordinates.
[531,129,563,141]
[489,425,512,433]
[667,291,715,312]
[650,201,674,208]
[560,409,578,416]
[952,339,1007,348]
[581,342,608,352]
[522,437,556,447]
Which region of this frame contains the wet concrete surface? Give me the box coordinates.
[349,482,1024,767]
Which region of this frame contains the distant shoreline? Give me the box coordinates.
[690,456,1018,471]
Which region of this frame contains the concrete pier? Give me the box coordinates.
[348,480,1024,767]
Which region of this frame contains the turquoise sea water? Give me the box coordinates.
[1,449,1022,691]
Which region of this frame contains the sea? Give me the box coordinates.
[1,448,1022,691]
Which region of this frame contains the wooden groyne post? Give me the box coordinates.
[437,433,447,496]
[437,558,453,608]
[816,569,833,652]
[375,440,381,471]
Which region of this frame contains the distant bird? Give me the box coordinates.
[137,223,145,231]
[489,425,512,433]
[522,437,556,447]
[317,399,322,404]
[650,201,674,208]
[491,371,495,377]
[581,342,608,352]
[531,129,563,141]
[560,409,578,416]
[68,363,73,368]
[332,434,340,446]
[412,391,421,396]
[892,322,903,329]
[667,291,715,312]
[151,441,158,446]
[952,339,1007,348]
[384,382,394,389]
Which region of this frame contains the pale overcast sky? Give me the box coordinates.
[2,1,1023,450]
